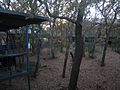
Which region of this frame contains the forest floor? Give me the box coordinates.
[0,46,120,90]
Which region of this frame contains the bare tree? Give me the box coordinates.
[95,0,120,66]
[37,0,87,89]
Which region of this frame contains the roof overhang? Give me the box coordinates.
[0,8,49,32]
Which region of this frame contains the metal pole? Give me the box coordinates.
[26,25,31,90]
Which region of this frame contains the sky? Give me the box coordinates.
[0,0,102,20]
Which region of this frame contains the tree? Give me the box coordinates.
[62,37,70,78]
[0,0,10,9]
[37,0,87,89]
[95,0,120,66]
[62,21,73,78]
[33,25,42,77]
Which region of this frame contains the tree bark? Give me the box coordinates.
[50,19,56,59]
[101,34,108,66]
[101,11,117,66]
[62,41,70,78]
[68,0,86,89]
[68,23,84,90]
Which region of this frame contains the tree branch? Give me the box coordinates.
[38,0,76,24]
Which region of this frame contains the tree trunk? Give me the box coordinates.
[101,41,107,66]
[62,41,70,78]
[33,39,42,77]
[99,3,117,66]
[68,0,86,89]
[60,41,63,53]
[90,40,96,58]
[101,30,109,66]
[31,25,36,54]
[68,23,84,90]
[49,19,56,59]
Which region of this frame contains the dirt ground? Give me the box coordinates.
[0,47,120,90]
